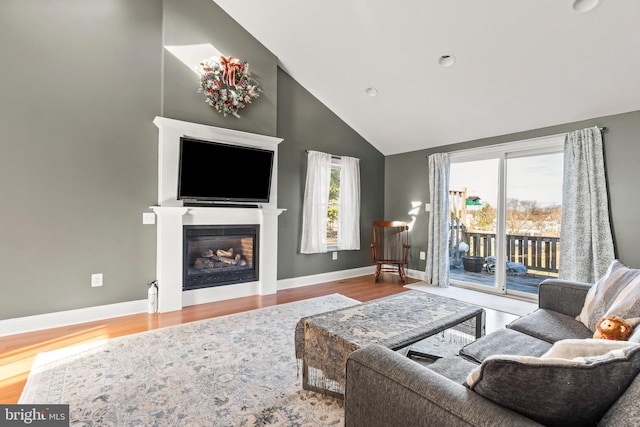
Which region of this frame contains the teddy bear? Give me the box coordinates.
[593,315,633,341]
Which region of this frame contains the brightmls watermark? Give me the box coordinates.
[1,405,69,426]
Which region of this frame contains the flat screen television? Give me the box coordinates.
[178,137,274,204]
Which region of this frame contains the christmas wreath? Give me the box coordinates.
[196,55,260,118]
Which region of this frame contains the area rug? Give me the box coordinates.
[20,294,360,426]
[405,281,537,317]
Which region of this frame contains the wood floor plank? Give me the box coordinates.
[0,273,417,403]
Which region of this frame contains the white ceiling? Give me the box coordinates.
[212,0,640,156]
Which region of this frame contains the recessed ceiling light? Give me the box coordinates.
[438,55,456,68]
[364,87,378,97]
[572,0,601,13]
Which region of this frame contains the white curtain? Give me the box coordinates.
[425,153,450,287]
[559,127,615,283]
[300,151,332,253]
[337,156,361,250]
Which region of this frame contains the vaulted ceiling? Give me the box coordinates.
[212,0,640,155]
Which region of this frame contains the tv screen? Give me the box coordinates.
[178,137,274,204]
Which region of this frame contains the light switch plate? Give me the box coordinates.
[143,212,156,225]
[91,273,103,287]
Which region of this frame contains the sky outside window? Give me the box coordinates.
[450,154,563,208]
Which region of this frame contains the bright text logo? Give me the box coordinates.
[1,405,69,426]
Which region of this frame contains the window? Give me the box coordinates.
[327,161,341,246]
[300,151,360,254]
[448,135,564,299]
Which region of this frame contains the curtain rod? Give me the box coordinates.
[304,150,342,160]
[425,126,608,158]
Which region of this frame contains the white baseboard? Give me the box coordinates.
[276,266,376,290]
[1,266,426,337]
[0,299,147,338]
[276,266,424,290]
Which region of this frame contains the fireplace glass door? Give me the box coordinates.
[183,225,258,290]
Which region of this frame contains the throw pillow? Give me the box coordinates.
[465,339,640,427]
[577,259,640,331]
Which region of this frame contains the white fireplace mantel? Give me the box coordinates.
[152,117,284,312]
[153,116,283,208]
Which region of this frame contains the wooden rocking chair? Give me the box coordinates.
[371,221,410,284]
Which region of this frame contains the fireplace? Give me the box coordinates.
[183,225,259,290]
[153,117,284,312]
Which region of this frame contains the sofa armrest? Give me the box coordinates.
[538,279,592,317]
[345,345,542,427]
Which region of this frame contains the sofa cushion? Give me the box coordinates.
[507,308,593,343]
[459,328,553,364]
[598,370,640,426]
[577,259,640,331]
[424,356,478,384]
[466,339,640,427]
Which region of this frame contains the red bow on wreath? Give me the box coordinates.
[219,55,244,87]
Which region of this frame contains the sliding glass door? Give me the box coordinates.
[505,153,563,295]
[449,159,499,292]
[448,137,564,299]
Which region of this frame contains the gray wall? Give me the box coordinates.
[0,0,378,320]
[0,0,161,320]
[385,109,640,272]
[162,0,278,137]
[5,0,634,322]
[276,69,385,279]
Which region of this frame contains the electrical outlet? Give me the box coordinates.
[420,251,426,260]
[91,273,103,287]
[332,251,338,260]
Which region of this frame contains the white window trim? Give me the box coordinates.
[449,133,565,163]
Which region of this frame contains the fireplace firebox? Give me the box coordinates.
[183,225,259,290]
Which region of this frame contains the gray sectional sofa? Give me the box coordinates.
[344,279,640,426]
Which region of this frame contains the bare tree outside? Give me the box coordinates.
[505,199,561,237]
[463,199,561,237]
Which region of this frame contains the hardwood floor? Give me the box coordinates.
[0,274,417,404]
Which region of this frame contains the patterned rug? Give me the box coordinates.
[20,294,360,426]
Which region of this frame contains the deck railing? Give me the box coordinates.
[465,232,560,274]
